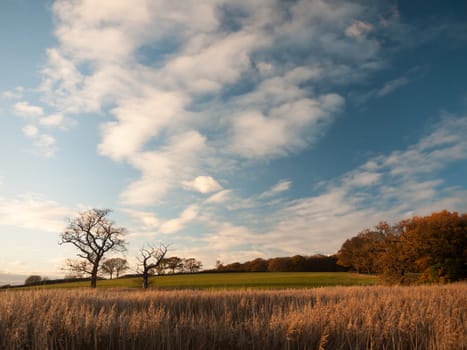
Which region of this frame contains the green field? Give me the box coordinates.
[26,272,379,289]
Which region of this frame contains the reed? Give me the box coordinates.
[0,284,465,349]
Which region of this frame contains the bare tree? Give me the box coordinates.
[59,209,127,288]
[62,258,94,278]
[137,244,168,289]
[101,258,129,279]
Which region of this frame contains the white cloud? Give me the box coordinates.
[22,125,39,138]
[205,189,232,204]
[165,31,260,94]
[345,20,374,40]
[2,86,24,100]
[98,89,188,161]
[33,0,392,206]
[189,115,467,260]
[122,209,159,228]
[13,102,44,118]
[379,116,467,176]
[120,130,207,206]
[259,180,292,198]
[182,176,223,194]
[342,171,381,187]
[20,123,57,158]
[0,193,72,232]
[160,204,200,234]
[39,113,75,129]
[229,93,344,158]
[377,77,409,96]
[260,116,467,254]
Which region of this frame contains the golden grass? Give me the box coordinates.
[0,283,465,349]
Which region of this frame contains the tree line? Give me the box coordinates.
[214,255,347,273]
[57,209,202,289]
[32,208,465,289]
[336,210,467,284]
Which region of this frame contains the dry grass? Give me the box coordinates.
[0,284,465,349]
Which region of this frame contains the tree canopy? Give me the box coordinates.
[59,209,127,288]
[337,210,467,283]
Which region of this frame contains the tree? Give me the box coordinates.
[59,209,127,288]
[62,258,93,278]
[152,258,168,275]
[337,224,387,274]
[101,258,129,279]
[138,244,168,289]
[24,275,42,285]
[183,258,203,273]
[399,211,467,283]
[245,258,268,272]
[165,256,183,274]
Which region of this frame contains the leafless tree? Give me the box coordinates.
[137,244,168,289]
[62,258,94,278]
[101,258,130,279]
[59,209,127,288]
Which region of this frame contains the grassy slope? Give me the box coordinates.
[26,272,379,289]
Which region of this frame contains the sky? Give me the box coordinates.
[1,0,467,285]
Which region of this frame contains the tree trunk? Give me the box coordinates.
[143,270,149,289]
[90,264,99,288]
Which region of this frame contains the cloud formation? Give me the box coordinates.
[0,193,72,232]
[30,0,393,205]
[183,176,223,194]
[14,102,44,118]
[178,115,467,267]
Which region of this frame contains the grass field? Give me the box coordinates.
[1,283,465,349]
[27,272,379,289]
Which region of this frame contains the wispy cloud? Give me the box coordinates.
[159,204,200,234]
[14,101,44,118]
[29,0,395,204]
[2,86,24,100]
[0,193,72,232]
[345,20,374,40]
[179,115,467,266]
[259,180,292,198]
[119,131,207,206]
[21,125,57,158]
[377,77,410,97]
[205,190,232,204]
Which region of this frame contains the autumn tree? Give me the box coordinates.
[375,232,415,283]
[399,211,467,283]
[337,226,386,274]
[138,244,168,289]
[245,258,268,272]
[59,209,127,288]
[101,258,129,279]
[338,211,467,284]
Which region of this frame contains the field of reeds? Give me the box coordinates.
[0,283,465,349]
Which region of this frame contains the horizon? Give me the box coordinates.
[1,0,467,285]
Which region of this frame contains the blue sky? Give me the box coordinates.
[1,0,467,284]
